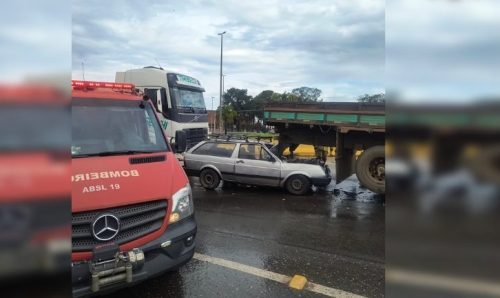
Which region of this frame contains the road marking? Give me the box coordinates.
[387,268,500,296]
[193,253,365,298]
[289,274,308,290]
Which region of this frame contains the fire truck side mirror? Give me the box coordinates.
[174,130,187,153]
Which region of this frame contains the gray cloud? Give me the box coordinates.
[386,0,500,102]
[72,0,385,105]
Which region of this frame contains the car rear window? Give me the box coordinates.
[192,142,235,158]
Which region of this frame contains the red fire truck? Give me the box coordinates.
[71,80,196,296]
[0,83,70,283]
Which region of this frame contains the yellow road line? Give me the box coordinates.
[193,253,365,298]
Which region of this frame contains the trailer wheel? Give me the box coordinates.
[356,146,385,194]
[200,168,221,190]
[285,175,311,195]
[467,145,500,184]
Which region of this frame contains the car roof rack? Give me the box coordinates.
[210,134,273,143]
[209,134,269,143]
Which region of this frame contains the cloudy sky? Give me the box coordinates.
[0,0,70,82]
[1,0,498,104]
[386,0,500,102]
[72,0,385,107]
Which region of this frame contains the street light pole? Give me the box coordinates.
[222,74,226,96]
[211,96,215,132]
[218,31,226,133]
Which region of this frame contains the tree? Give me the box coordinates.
[268,92,299,103]
[270,92,285,102]
[291,87,322,102]
[247,90,272,119]
[253,90,274,103]
[217,105,237,134]
[223,88,252,111]
[223,88,253,131]
[357,93,385,103]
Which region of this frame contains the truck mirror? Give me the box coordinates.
[174,130,187,153]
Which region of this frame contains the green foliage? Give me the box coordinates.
[216,106,236,124]
[253,90,274,102]
[218,86,324,132]
[222,88,253,131]
[269,92,300,103]
[357,93,385,103]
[291,87,322,102]
[222,105,237,124]
[223,88,252,111]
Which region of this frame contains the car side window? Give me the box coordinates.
[260,146,271,161]
[192,142,235,158]
[238,144,271,161]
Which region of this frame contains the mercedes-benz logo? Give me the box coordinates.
[92,214,120,241]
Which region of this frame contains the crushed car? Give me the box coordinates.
[184,139,331,195]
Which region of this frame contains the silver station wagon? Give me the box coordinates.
[184,139,331,195]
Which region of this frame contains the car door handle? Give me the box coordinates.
[236,160,245,164]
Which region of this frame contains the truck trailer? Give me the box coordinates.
[264,102,385,194]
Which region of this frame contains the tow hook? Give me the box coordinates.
[89,248,145,292]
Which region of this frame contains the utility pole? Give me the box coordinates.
[211,96,215,131]
[222,74,226,97]
[82,61,85,81]
[218,31,226,133]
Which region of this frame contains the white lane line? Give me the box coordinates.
[387,268,500,296]
[193,253,365,298]
[307,282,364,298]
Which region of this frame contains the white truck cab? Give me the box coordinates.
[116,66,208,149]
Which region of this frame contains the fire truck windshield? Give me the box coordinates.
[173,88,206,112]
[0,105,69,151]
[71,99,168,157]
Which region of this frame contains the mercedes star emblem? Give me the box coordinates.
[92,214,120,241]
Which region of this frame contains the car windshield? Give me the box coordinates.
[72,98,168,157]
[173,88,206,110]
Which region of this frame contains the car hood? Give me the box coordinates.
[72,152,187,213]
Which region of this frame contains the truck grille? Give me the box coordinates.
[185,128,207,149]
[72,199,167,252]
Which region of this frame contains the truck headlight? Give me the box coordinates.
[169,184,194,223]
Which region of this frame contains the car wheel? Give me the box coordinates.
[285,175,310,195]
[200,168,221,190]
[355,145,385,194]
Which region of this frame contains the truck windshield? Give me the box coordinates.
[72,99,168,157]
[173,88,206,111]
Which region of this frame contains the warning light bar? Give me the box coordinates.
[72,80,135,91]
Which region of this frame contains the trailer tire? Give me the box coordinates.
[467,145,500,184]
[200,168,221,190]
[356,146,385,194]
[285,175,311,195]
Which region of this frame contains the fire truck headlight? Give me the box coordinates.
[169,184,194,223]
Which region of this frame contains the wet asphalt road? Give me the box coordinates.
[110,176,385,298]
